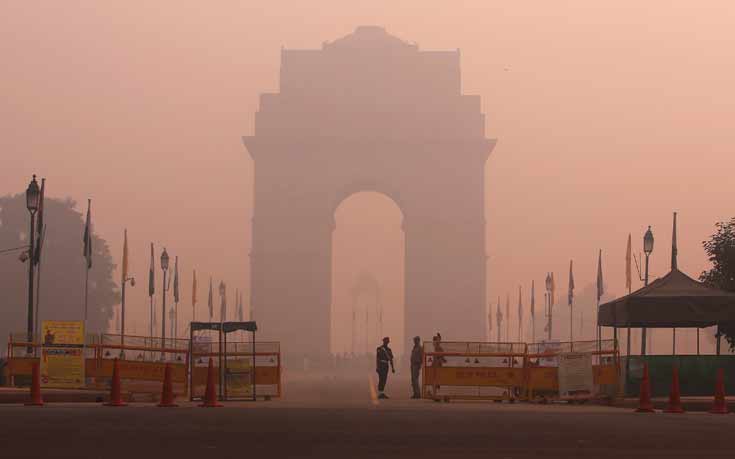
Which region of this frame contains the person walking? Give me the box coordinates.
[410,336,423,399]
[376,337,395,399]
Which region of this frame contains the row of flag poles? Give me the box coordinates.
[489,248,609,345]
[115,229,249,346]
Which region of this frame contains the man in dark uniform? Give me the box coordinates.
[376,336,395,399]
[410,336,423,399]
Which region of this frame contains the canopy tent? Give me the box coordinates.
[598,269,735,328]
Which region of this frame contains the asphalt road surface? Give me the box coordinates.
[2,375,733,459]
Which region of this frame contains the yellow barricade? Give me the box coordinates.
[422,342,527,401]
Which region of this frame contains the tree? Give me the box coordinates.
[700,217,735,350]
[0,193,118,348]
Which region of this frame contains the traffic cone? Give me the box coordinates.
[664,366,684,413]
[157,363,178,408]
[198,358,223,408]
[635,363,655,413]
[25,361,43,406]
[104,358,127,407]
[709,368,729,414]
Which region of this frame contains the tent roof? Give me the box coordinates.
[598,269,735,328]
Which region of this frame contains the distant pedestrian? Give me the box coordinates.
[376,337,395,399]
[410,336,423,399]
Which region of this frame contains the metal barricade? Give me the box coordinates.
[422,341,528,401]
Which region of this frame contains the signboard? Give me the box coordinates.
[225,358,253,397]
[40,321,85,388]
[424,367,524,387]
[537,341,561,367]
[558,352,593,398]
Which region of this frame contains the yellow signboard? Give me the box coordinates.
[40,321,85,388]
[425,367,524,387]
[226,358,253,397]
[41,321,84,346]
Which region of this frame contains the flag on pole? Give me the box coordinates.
[496,297,503,339]
[173,256,180,304]
[487,302,492,337]
[82,199,92,269]
[518,285,523,340]
[208,277,213,320]
[626,234,632,292]
[33,178,45,265]
[148,243,155,297]
[219,281,226,322]
[238,290,244,321]
[192,269,197,306]
[505,293,510,340]
[568,260,575,307]
[671,212,678,270]
[596,249,604,302]
[530,280,535,318]
[550,272,555,307]
[121,229,129,283]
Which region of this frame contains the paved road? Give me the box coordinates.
[2,376,733,458]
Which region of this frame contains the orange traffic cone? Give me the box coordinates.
[709,368,729,414]
[104,358,127,407]
[635,363,655,413]
[664,366,684,413]
[157,363,178,407]
[25,361,44,406]
[199,358,223,408]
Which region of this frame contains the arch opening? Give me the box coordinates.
[331,191,405,357]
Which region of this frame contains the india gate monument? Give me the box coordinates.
[243,26,496,357]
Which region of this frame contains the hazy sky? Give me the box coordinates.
[2,1,734,351]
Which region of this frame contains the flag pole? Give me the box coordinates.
[83,199,92,334]
[34,224,47,356]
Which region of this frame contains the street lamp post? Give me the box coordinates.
[545,273,553,341]
[641,226,654,355]
[25,176,40,354]
[160,248,169,360]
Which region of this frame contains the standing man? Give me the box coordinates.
[376,336,395,399]
[410,336,423,399]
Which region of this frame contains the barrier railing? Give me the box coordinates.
[421,339,620,402]
[190,341,281,400]
[422,341,528,401]
[5,333,281,400]
[525,339,619,401]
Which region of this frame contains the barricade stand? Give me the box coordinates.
[189,321,282,402]
[422,341,528,402]
[525,339,619,403]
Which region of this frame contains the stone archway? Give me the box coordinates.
[243,26,496,357]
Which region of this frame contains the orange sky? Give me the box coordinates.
[2,1,734,352]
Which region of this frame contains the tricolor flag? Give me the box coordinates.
[148,243,155,298]
[207,277,213,320]
[82,199,92,269]
[625,234,632,292]
[173,256,180,304]
[505,293,510,340]
[33,178,46,265]
[487,302,492,337]
[192,269,198,308]
[517,285,523,341]
[596,249,604,302]
[121,229,129,284]
[496,297,503,333]
[671,212,678,270]
[568,260,574,307]
[219,281,227,322]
